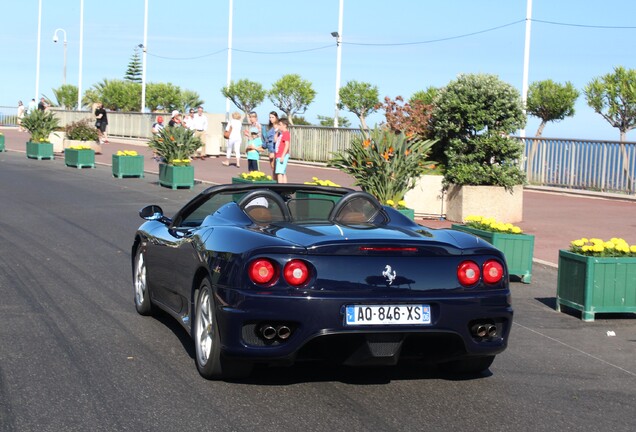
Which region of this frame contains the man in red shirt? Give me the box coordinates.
[275,118,291,183]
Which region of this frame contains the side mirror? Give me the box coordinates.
[139,205,171,224]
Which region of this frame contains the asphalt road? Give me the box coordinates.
[0,151,635,432]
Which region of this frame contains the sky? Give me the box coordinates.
[2,0,636,141]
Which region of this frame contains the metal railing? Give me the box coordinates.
[4,106,635,194]
[519,137,636,195]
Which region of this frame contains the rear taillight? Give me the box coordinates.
[248,259,277,285]
[457,261,480,286]
[283,260,310,286]
[483,260,504,284]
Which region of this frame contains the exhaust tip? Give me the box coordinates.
[486,324,497,338]
[472,324,488,338]
[276,325,292,340]
[260,325,277,340]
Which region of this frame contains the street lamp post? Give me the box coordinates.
[140,0,148,113]
[332,0,344,128]
[53,28,68,85]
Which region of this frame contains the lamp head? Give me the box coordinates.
[53,35,58,43]
[331,31,339,38]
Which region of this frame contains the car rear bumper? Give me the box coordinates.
[215,288,513,365]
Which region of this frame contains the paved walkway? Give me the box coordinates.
[3,127,636,267]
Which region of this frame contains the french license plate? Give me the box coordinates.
[345,304,431,325]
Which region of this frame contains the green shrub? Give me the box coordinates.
[65,119,99,141]
[430,74,526,191]
[148,126,202,165]
[329,127,436,206]
[21,110,60,142]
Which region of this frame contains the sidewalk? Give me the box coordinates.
[3,127,636,267]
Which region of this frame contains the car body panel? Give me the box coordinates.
[133,184,513,371]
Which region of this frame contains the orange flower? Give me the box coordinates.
[388,146,394,153]
[382,151,390,160]
[363,139,371,148]
[404,149,411,156]
[170,136,175,142]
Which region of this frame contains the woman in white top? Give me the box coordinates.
[222,111,243,167]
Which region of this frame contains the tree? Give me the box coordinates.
[317,115,351,127]
[179,90,204,114]
[50,84,78,109]
[124,46,143,83]
[585,66,636,189]
[584,66,636,142]
[221,79,266,115]
[337,80,379,129]
[410,86,438,106]
[526,80,579,137]
[146,82,182,112]
[268,74,316,124]
[84,79,140,111]
[431,73,526,190]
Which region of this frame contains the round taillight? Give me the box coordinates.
[483,260,504,284]
[283,260,310,286]
[457,261,480,286]
[248,259,277,285]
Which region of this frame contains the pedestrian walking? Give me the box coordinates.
[17,101,25,131]
[94,102,109,144]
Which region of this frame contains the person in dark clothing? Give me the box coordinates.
[37,97,48,111]
[94,102,108,144]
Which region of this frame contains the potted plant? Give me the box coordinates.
[329,126,435,221]
[64,119,101,154]
[0,132,5,152]
[452,215,534,283]
[148,126,202,189]
[430,74,527,223]
[557,237,636,321]
[21,109,60,160]
[64,144,95,169]
[112,150,144,178]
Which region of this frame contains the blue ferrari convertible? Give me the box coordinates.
[132,183,513,380]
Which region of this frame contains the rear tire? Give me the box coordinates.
[439,355,495,375]
[133,248,153,316]
[193,278,252,380]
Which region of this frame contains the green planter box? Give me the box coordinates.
[159,163,194,189]
[26,141,54,160]
[0,135,5,152]
[451,224,534,283]
[112,154,144,178]
[398,208,415,220]
[65,148,95,168]
[557,250,636,321]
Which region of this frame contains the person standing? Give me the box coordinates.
[27,98,37,115]
[191,106,208,159]
[222,112,243,167]
[151,116,164,135]
[245,127,264,172]
[17,101,25,131]
[37,97,48,111]
[94,102,108,144]
[263,111,279,176]
[275,117,291,183]
[168,110,182,127]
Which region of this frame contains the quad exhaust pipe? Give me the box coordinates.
[260,323,293,341]
[471,323,497,339]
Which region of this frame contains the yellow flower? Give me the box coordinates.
[398,200,406,208]
[572,239,585,247]
[631,245,636,253]
[386,199,395,207]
